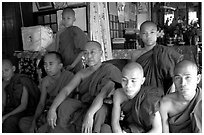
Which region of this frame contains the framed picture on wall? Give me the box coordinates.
[36,2,54,10]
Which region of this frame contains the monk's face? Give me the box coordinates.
[122,67,145,99]
[174,63,200,99]
[83,42,102,67]
[140,23,158,47]
[44,54,62,76]
[2,61,15,81]
[62,11,75,27]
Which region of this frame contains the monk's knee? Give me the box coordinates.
[57,98,82,128]
[100,124,112,133]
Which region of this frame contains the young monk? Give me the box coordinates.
[160,60,202,133]
[101,62,163,133]
[57,7,89,73]
[131,21,183,94]
[2,59,40,132]
[19,51,74,133]
[46,41,122,133]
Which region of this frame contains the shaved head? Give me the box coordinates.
[2,59,15,81]
[140,21,157,32]
[62,8,75,16]
[2,59,13,67]
[121,62,145,99]
[84,41,102,51]
[122,62,144,77]
[174,60,198,75]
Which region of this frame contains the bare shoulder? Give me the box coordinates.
[161,93,176,103]
[114,88,128,104]
[160,93,177,110]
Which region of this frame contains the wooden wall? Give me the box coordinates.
[2,2,33,65]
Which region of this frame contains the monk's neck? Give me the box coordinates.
[50,71,62,80]
[177,90,196,104]
[144,44,156,52]
[89,62,102,71]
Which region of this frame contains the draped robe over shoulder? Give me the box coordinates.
[168,87,202,133]
[44,70,74,110]
[4,74,40,116]
[54,63,122,133]
[136,45,183,94]
[121,86,164,133]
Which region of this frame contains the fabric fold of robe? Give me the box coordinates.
[121,86,164,133]
[136,44,183,94]
[168,86,202,133]
[55,63,122,133]
[44,70,74,110]
[4,74,40,116]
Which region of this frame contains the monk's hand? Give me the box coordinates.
[29,124,36,133]
[47,109,57,129]
[65,65,74,71]
[82,114,93,133]
[2,115,8,123]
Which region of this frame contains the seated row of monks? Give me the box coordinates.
[2,21,202,133]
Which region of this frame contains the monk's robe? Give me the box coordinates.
[19,70,74,133]
[51,63,122,133]
[136,44,183,94]
[3,74,40,132]
[168,87,202,133]
[120,86,164,133]
[37,70,74,127]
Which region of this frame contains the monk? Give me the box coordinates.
[18,51,74,132]
[160,60,202,133]
[101,62,163,133]
[131,21,183,94]
[47,41,122,133]
[2,59,40,132]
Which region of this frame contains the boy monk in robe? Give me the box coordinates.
[19,51,74,132]
[101,62,163,133]
[160,60,202,133]
[57,8,89,73]
[47,41,122,133]
[2,59,40,132]
[131,21,183,94]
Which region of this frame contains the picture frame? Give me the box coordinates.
[36,2,54,10]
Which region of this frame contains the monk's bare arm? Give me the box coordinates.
[112,89,125,133]
[148,111,162,133]
[82,81,115,133]
[86,81,114,117]
[30,78,49,131]
[159,97,171,133]
[49,72,82,112]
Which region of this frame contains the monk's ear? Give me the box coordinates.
[100,50,103,56]
[12,66,16,72]
[59,63,63,69]
[156,31,160,37]
[196,74,201,84]
[141,77,146,85]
